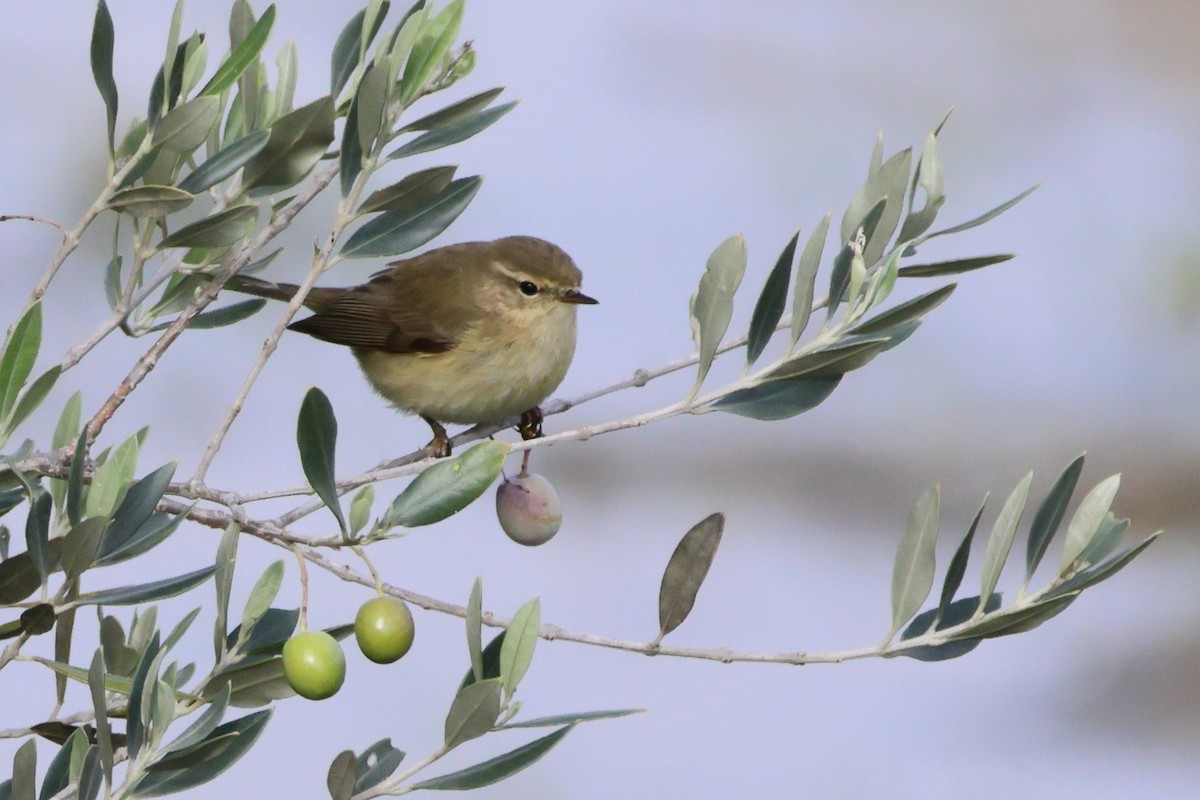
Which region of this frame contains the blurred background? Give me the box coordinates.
[2,1,1199,797]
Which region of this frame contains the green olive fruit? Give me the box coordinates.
[496,472,562,546]
[355,596,415,664]
[282,630,346,700]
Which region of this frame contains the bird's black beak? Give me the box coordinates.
[560,289,598,305]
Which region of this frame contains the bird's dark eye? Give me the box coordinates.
[518,280,539,296]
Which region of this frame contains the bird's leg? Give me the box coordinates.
[516,407,544,441]
[421,415,452,458]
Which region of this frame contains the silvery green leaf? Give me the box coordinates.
[62,519,106,582]
[348,484,374,535]
[1043,532,1159,599]
[331,3,392,96]
[356,61,391,155]
[499,598,540,696]
[10,738,36,800]
[0,302,42,424]
[91,0,118,153]
[948,594,1078,641]
[414,725,574,791]
[1075,513,1128,568]
[179,34,208,101]
[23,490,52,584]
[200,5,276,97]
[274,40,297,118]
[933,496,987,629]
[690,236,747,396]
[358,165,456,213]
[444,678,502,748]
[213,523,239,660]
[153,97,221,153]
[848,284,956,337]
[746,231,797,366]
[841,148,911,264]
[824,243,854,321]
[125,633,162,759]
[398,0,464,103]
[225,607,299,657]
[889,483,940,636]
[979,472,1032,610]
[1025,454,1084,581]
[327,750,356,800]
[918,184,1040,243]
[297,388,347,534]
[765,337,891,381]
[897,594,1001,662]
[459,630,504,690]
[705,375,841,421]
[354,739,405,794]
[898,254,1014,278]
[1059,474,1121,572]
[237,561,284,646]
[159,205,258,249]
[868,130,883,175]
[389,101,518,159]
[339,94,364,197]
[38,730,81,800]
[7,366,61,440]
[401,87,504,132]
[504,708,643,729]
[360,0,390,64]
[129,709,272,796]
[658,512,723,637]
[73,566,217,607]
[148,300,267,332]
[897,131,946,242]
[790,213,829,349]
[177,130,270,193]
[340,176,481,258]
[467,577,483,682]
[85,432,140,521]
[98,461,176,560]
[386,441,508,527]
[107,186,195,218]
[242,96,336,193]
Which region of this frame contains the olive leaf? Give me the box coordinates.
[690,236,747,397]
[658,512,724,638]
[889,483,940,637]
[297,387,347,534]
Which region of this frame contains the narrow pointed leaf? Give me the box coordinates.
[88,651,114,787]
[213,524,239,660]
[62,519,106,581]
[24,490,52,583]
[73,566,216,607]
[84,432,139,521]
[848,283,956,336]
[414,724,573,791]
[99,461,176,558]
[359,166,456,214]
[355,61,390,154]
[790,213,829,347]
[401,87,504,132]
[106,186,195,218]
[897,130,946,242]
[841,148,911,264]
[460,630,505,690]
[658,512,724,636]
[897,594,1001,662]
[148,299,267,332]
[920,184,1040,242]
[444,678,502,748]
[297,387,347,533]
[824,242,854,321]
[0,302,42,423]
[177,130,270,193]
[899,254,1015,278]
[11,739,36,800]
[499,598,540,695]
[389,101,518,159]
[766,337,891,381]
[153,96,221,152]
[1059,474,1121,571]
[95,506,192,567]
[934,495,986,627]
[331,5,390,96]
[237,561,285,646]
[690,236,747,395]
[386,441,508,527]
[339,93,364,197]
[1025,454,1084,581]
[980,472,1032,609]
[38,732,80,800]
[746,231,797,365]
[467,577,483,681]
[340,176,482,258]
[504,708,643,729]
[706,375,841,421]
[91,0,118,153]
[159,205,258,249]
[890,483,940,635]
[1075,514,1128,568]
[398,0,464,103]
[1044,532,1159,599]
[200,5,277,96]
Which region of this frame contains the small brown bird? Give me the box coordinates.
[226,236,597,456]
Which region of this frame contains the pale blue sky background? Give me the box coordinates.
[1,2,1199,798]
